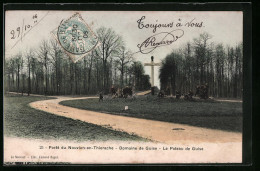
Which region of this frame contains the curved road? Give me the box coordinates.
[29,96,242,144]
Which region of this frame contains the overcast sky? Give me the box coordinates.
[5,11,243,87]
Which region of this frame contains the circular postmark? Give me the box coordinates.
[57,13,98,55]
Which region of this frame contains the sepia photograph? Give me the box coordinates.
[3,7,246,164]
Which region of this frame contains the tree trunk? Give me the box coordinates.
[17,64,20,92]
[28,63,31,96]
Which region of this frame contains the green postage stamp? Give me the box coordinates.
[52,13,99,62]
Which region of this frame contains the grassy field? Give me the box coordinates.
[4,94,146,142]
[60,96,243,132]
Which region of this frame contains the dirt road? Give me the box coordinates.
[29,96,242,144]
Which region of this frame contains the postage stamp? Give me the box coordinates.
[52,12,99,62]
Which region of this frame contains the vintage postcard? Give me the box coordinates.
[3,6,247,165]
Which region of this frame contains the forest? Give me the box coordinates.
[4,27,151,96]
[4,28,242,98]
[159,33,243,98]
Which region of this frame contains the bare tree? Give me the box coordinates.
[38,40,50,95]
[215,44,225,97]
[14,53,23,93]
[193,32,212,84]
[96,27,123,92]
[9,58,16,91]
[115,46,133,88]
[50,39,63,95]
[25,49,34,96]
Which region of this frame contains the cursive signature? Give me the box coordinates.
[137,29,184,54]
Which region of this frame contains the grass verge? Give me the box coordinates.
[60,96,242,132]
[4,94,146,142]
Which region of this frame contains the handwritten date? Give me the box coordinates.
[10,14,38,40]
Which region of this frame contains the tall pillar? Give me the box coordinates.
[151,65,154,87]
[144,56,160,96]
[151,56,155,95]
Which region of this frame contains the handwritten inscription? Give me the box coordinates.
[136,16,203,33]
[137,16,174,33]
[135,16,204,54]
[9,12,49,49]
[137,29,184,54]
[10,14,38,40]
